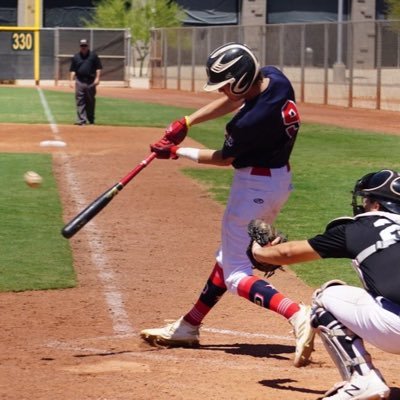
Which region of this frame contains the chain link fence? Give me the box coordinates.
[150,20,400,111]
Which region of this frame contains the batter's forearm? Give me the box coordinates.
[175,147,233,166]
[187,97,242,126]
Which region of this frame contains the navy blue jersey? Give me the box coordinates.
[222,66,300,169]
[70,51,102,84]
[308,212,400,304]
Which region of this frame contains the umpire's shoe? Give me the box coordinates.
[289,304,315,367]
[140,317,200,347]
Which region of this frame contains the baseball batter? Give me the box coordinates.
[140,42,315,367]
[250,169,400,399]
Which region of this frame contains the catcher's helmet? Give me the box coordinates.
[351,169,400,215]
[203,42,260,96]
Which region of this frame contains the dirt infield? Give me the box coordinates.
[0,88,399,400]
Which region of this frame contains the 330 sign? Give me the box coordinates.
[11,32,33,51]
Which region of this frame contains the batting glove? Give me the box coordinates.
[150,138,179,159]
[164,117,190,145]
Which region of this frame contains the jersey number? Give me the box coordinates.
[376,220,400,242]
[281,100,300,138]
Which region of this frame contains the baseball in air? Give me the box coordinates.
[24,171,43,188]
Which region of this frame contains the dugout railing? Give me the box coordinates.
[0,27,131,86]
[149,20,400,111]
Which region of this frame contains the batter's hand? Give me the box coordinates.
[150,138,179,159]
[164,117,190,145]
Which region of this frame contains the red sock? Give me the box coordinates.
[184,263,227,326]
[237,276,299,319]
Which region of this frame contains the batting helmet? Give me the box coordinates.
[203,43,260,96]
[352,169,400,215]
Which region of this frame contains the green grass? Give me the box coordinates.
[0,87,193,126]
[1,85,399,291]
[0,154,75,291]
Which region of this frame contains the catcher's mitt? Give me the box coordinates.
[246,219,288,278]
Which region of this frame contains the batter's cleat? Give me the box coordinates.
[289,303,315,367]
[322,369,390,399]
[140,317,200,347]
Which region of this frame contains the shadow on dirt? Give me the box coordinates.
[200,342,294,361]
[259,378,325,396]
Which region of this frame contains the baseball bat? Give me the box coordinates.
[61,152,157,239]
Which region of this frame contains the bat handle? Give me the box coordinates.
[120,152,157,186]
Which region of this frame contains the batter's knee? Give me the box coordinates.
[224,271,251,294]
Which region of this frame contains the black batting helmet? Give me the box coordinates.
[203,43,260,96]
[352,169,400,215]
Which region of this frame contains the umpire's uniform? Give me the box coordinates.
[70,39,102,125]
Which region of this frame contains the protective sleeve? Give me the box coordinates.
[308,224,352,259]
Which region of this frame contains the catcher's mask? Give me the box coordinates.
[351,169,400,215]
[203,42,260,96]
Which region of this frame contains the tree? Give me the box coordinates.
[87,0,184,76]
[386,0,400,19]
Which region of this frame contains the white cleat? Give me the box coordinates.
[322,369,390,399]
[140,317,200,347]
[289,303,316,367]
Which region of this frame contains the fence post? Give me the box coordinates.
[376,21,382,110]
[279,24,285,71]
[300,24,305,103]
[348,22,354,108]
[124,29,131,87]
[323,23,329,105]
[54,28,59,86]
[177,29,181,91]
[163,31,168,89]
[191,28,195,92]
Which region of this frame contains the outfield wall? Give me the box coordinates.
[0,27,131,86]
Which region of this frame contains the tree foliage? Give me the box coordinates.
[86,0,184,75]
[386,0,400,19]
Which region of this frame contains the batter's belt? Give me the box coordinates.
[250,163,291,176]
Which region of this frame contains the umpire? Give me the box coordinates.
[69,38,102,125]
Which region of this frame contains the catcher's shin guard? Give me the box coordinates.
[312,281,372,380]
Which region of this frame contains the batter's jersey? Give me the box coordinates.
[222,66,300,169]
[308,211,400,304]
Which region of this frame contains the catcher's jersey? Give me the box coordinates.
[222,66,300,169]
[308,211,400,304]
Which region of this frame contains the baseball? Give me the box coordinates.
[24,171,43,188]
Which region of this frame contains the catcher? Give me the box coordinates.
[249,169,400,400]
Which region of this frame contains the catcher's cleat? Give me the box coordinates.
[140,317,200,348]
[289,304,315,367]
[322,369,390,399]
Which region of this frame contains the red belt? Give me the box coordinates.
[250,164,291,176]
